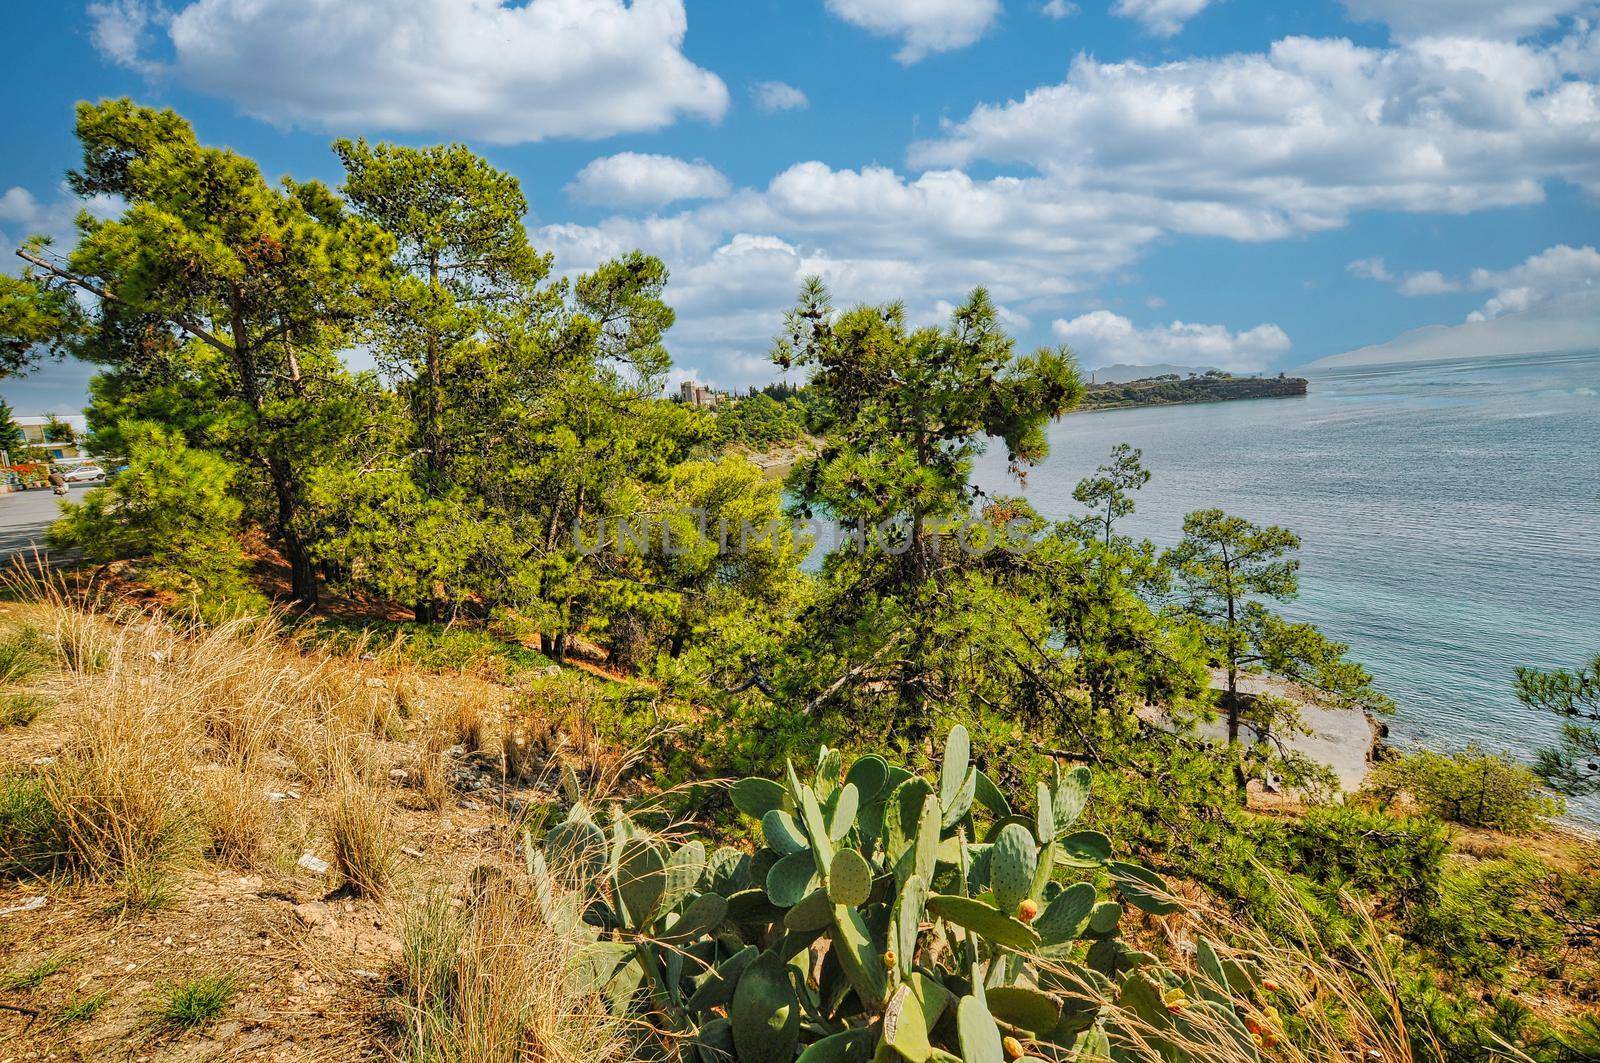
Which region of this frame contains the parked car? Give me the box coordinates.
[61,465,106,483]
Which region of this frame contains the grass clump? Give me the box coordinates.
[150,972,238,1029]
[0,623,54,684]
[398,882,625,1062]
[0,690,49,727]
[55,988,112,1025]
[330,779,395,897]
[0,952,71,992]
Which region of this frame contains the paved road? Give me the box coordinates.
[0,485,92,562]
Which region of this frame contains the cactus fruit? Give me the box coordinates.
[1003,1035,1025,1060]
[1017,898,1039,923]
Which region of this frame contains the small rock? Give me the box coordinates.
[265,791,292,802]
[541,664,561,677]
[365,677,386,689]
[30,756,55,767]
[293,901,334,929]
[350,968,382,980]
[297,852,331,876]
[401,847,425,860]
[389,768,408,781]
[0,895,47,916]
[460,799,487,812]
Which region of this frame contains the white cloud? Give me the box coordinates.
[86,0,157,72]
[88,0,729,143]
[0,185,122,269]
[1466,243,1600,319]
[1051,310,1292,371]
[532,162,1179,387]
[1397,269,1462,295]
[1338,0,1596,41]
[913,30,1600,235]
[1040,0,1080,19]
[538,24,1598,388]
[1111,0,1219,37]
[1347,256,1394,281]
[751,81,809,113]
[824,0,1001,63]
[566,154,731,210]
[1349,243,1600,315]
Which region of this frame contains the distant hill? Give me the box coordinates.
[1085,362,1220,384]
[1078,371,1307,413]
[1305,293,1600,372]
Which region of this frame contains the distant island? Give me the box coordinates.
[1077,368,1308,412]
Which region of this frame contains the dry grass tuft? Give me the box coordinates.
[399,880,627,1062]
[198,767,272,869]
[329,777,396,897]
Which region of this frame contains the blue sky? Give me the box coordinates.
[2,0,1597,412]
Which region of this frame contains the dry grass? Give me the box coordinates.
[398,879,628,1063]
[0,570,413,895]
[444,686,492,755]
[330,776,397,897]
[1072,881,1533,1063]
[198,766,272,869]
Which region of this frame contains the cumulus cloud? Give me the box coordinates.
[566,154,731,210]
[1040,0,1080,18]
[1466,243,1600,319]
[1346,257,1394,282]
[1051,310,1292,371]
[531,161,1184,387]
[751,81,809,113]
[1111,0,1218,37]
[1349,243,1599,317]
[1397,270,1462,295]
[0,185,122,268]
[913,30,1600,235]
[1338,0,1597,41]
[824,0,1001,63]
[87,0,728,143]
[539,23,1596,387]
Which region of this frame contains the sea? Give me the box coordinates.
[968,350,1600,824]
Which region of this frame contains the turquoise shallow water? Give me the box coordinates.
[969,350,1600,821]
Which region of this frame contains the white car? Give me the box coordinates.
[61,465,107,483]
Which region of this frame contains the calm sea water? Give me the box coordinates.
[970,350,1600,820]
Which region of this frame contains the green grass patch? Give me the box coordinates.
[150,973,237,1029]
[307,618,553,679]
[0,952,71,992]
[0,690,49,727]
[0,624,53,685]
[55,988,112,1024]
[0,772,63,877]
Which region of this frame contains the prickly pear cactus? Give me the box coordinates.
[523,726,1186,1061]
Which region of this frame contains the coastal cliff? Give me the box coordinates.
[1079,371,1308,412]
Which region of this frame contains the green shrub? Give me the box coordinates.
[1279,804,1451,911]
[47,420,264,611]
[1406,852,1567,980]
[1367,746,1562,832]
